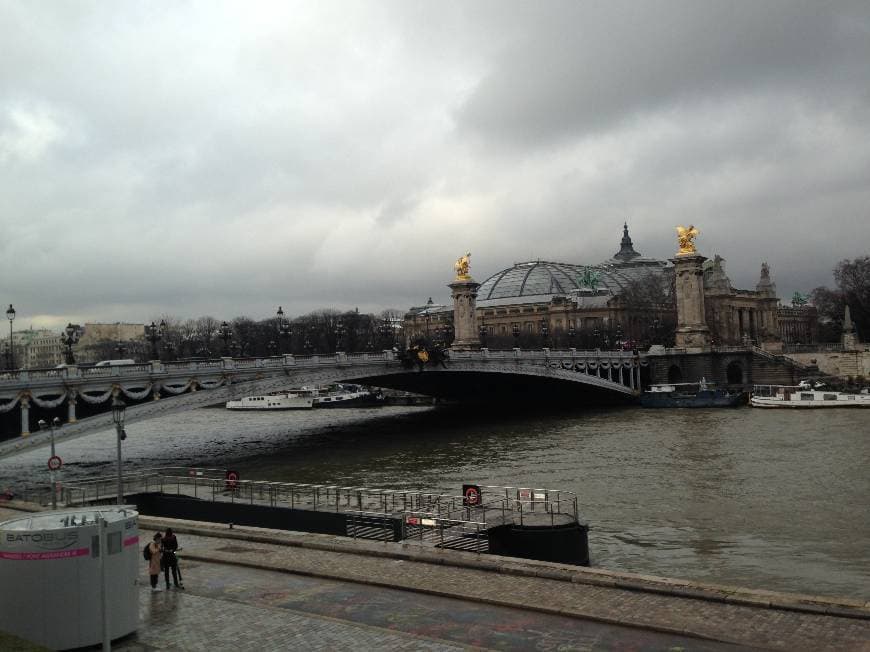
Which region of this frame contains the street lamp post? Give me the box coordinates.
[277,306,292,353]
[615,322,623,350]
[61,323,80,364]
[267,340,277,356]
[111,398,126,505]
[38,417,62,509]
[512,323,520,348]
[335,317,345,352]
[6,304,15,369]
[218,321,232,356]
[568,325,576,349]
[145,321,164,360]
[540,320,549,348]
[478,322,487,349]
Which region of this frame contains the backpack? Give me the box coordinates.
[143,543,152,561]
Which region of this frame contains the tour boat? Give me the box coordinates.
[750,384,870,408]
[225,392,314,410]
[308,384,384,408]
[640,381,744,408]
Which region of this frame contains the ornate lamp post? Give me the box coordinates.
[6,304,15,369]
[478,322,487,348]
[652,318,660,345]
[38,417,62,509]
[218,321,232,356]
[568,325,576,349]
[512,323,520,348]
[335,317,345,352]
[540,320,549,348]
[61,323,80,364]
[111,397,126,505]
[593,327,601,350]
[267,340,278,356]
[145,320,164,360]
[277,306,292,353]
[380,318,393,349]
[615,322,623,350]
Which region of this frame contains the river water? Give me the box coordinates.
[2,404,868,600]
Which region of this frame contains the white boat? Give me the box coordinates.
[225,392,314,410]
[305,384,384,408]
[750,383,870,408]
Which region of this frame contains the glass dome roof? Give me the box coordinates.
[477,259,668,302]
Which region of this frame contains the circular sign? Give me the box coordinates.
[225,470,239,490]
[47,455,62,471]
[464,486,480,506]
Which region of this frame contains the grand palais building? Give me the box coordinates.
[405,225,816,350]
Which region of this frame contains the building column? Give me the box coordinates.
[67,390,77,424]
[20,394,30,437]
[449,278,481,351]
[671,253,711,350]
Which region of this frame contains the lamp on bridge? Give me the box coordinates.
[6,304,15,369]
[568,325,576,349]
[37,417,62,509]
[540,320,549,348]
[512,323,520,348]
[593,327,601,350]
[111,397,126,505]
[380,318,393,350]
[267,339,278,356]
[277,306,292,353]
[61,323,80,365]
[615,322,623,350]
[652,318,660,345]
[335,317,345,352]
[145,320,165,360]
[218,321,233,356]
[478,322,487,349]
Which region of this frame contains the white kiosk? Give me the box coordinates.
[0,508,139,650]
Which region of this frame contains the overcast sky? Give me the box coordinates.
[2,1,869,330]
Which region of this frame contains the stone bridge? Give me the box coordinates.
[0,349,644,459]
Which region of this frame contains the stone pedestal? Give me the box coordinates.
[671,254,710,351]
[449,278,481,351]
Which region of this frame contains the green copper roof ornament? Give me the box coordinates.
[791,291,808,307]
[577,267,601,289]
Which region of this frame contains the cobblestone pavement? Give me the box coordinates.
[157,529,870,652]
[116,559,749,651]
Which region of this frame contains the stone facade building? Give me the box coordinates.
[404,225,817,349]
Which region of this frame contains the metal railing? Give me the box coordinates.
[25,469,582,557]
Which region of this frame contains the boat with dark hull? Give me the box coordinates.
[640,382,744,408]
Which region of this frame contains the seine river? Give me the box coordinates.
[2,404,868,600]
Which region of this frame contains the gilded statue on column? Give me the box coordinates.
[454,252,472,280]
[676,225,699,255]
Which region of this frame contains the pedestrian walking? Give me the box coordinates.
[162,527,184,589]
[145,532,163,592]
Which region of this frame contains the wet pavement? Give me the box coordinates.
[117,559,751,651]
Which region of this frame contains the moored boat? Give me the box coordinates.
[308,383,384,408]
[226,392,314,410]
[750,383,870,408]
[640,381,744,408]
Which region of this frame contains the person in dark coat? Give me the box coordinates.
[162,528,184,589]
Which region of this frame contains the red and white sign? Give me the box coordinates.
[463,484,481,507]
[405,516,420,525]
[225,470,239,491]
[47,456,62,471]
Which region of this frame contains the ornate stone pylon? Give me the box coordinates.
[671,226,710,350]
[449,252,481,351]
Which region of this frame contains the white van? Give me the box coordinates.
[95,359,136,367]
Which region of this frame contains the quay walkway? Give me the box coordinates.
[1,502,869,651]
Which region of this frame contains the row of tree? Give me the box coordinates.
[138,309,406,360]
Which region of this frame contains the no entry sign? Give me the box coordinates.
[462,484,481,507]
[47,456,62,471]
[225,469,240,491]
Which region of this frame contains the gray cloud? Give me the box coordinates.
[1,1,868,330]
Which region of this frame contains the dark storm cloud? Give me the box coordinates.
[457,1,870,147]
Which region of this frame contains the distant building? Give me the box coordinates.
[404,224,818,348]
[75,322,147,363]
